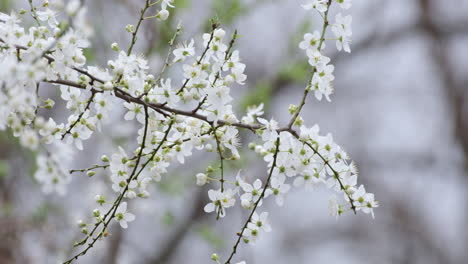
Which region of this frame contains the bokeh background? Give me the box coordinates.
[1,0,468,263]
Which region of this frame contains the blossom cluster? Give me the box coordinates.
[0,0,377,263]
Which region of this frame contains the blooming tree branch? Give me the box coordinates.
[0,0,378,263]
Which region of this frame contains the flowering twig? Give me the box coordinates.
[0,1,378,263]
[211,125,226,219]
[69,164,109,174]
[192,29,239,114]
[224,136,281,264]
[175,23,218,95]
[288,0,332,129]
[155,23,183,82]
[61,91,96,140]
[47,76,358,214]
[127,0,152,55]
[27,0,41,26]
[64,107,159,264]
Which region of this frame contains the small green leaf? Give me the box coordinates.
[161,211,175,226]
[196,225,225,249]
[240,80,273,111]
[278,61,310,83]
[0,160,8,179]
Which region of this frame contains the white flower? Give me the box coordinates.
[251,212,271,232]
[257,118,279,141]
[242,103,264,124]
[34,154,70,195]
[316,61,335,82]
[173,141,192,164]
[202,28,227,56]
[37,8,58,27]
[123,102,145,123]
[244,222,260,244]
[161,0,174,10]
[183,64,205,81]
[60,86,82,112]
[294,172,323,190]
[226,67,247,85]
[221,127,240,158]
[235,170,247,192]
[306,50,329,67]
[150,79,180,107]
[302,0,328,13]
[137,177,152,198]
[110,146,130,186]
[299,31,323,51]
[20,129,39,150]
[64,112,95,150]
[204,189,236,218]
[299,124,320,141]
[336,0,352,9]
[351,185,378,218]
[114,202,135,228]
[240,179,263,208]
[332,13,352,53]
[66,0,81,15]
[332,26,351,53]
[173,39,195,62]
[310,74,333,102]
[38,118,64,144]
[265,175,290,206]
[223,50,245,73]
[328,195,342,218]
[326,165,356,192]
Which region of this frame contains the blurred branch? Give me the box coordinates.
[145,188,206,264]
[105,225,124,264]
[418,1,468,263]
[418,0,468,168]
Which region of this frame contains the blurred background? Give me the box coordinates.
[1,0,468,263]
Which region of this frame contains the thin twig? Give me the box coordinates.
[287,0,332,129]
[61,91,96,140]
[224,136,281,264]
[127,0,152,55]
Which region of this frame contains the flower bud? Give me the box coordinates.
[126,24,134,33]
[206,166,215,173]
[95,195,106,205]
[77,220,86,228]
[288,104,298,114]
[44,98,55,109]
[294,116,303,126]
[111,42,119,52]
[210,253,219,261]
[101,155,109,162]
[196,173,207,186]
[93,209,101,217]
[156,10,169,21]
